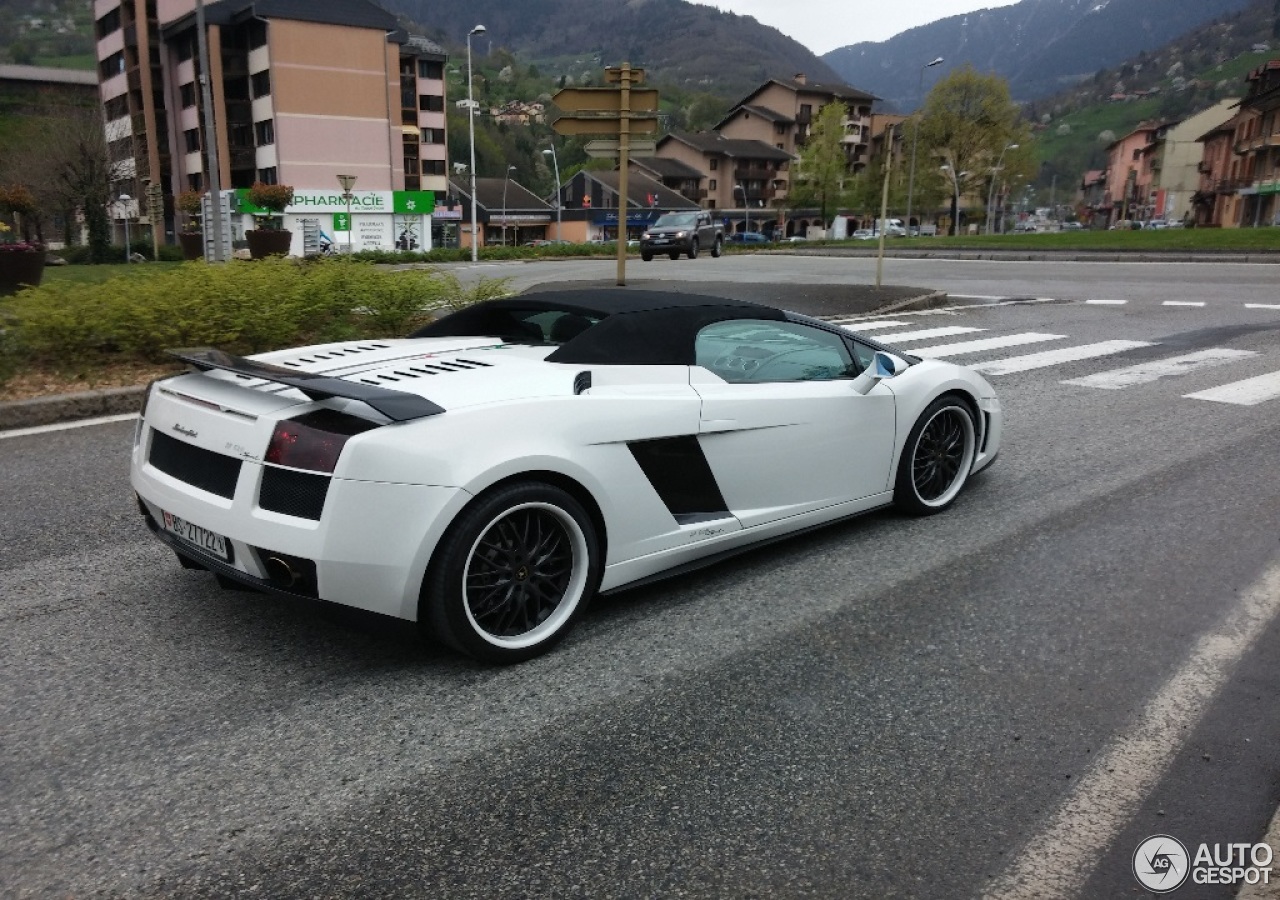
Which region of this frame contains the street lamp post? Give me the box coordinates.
[940,164,967,236]
[501,164,516,245]
[985,143,1018,235]
[119,193,132,262]
[542,147,561,240]
[336,174,356,253]
[466,24,486,262]
[737,183,749,234]
[905,56,943,237]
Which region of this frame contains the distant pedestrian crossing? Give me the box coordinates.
[825,310,1280,407]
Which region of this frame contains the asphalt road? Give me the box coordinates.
[3,257,1280,897]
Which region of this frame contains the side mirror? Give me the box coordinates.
[851,351,907,395]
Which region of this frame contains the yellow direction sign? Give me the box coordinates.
[605,66,645,84]
[552,87,659,114]
[552,115,659,136]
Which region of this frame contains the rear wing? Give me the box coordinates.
[168,347,445,422]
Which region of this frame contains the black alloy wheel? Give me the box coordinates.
[688,237,699,259]
[422,482,601,663]
[894,396,977,515]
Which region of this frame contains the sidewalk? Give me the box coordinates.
[0,284,948,432]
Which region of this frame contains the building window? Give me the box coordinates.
[419,94,444,112]
[99,51,125,79]
[188,174,203,191]
[257,166,277,185]
[95,8,121,39]
[420,127,444,144]
[180,82,196,108]
[708,200,716,209]
[251,71,271,98]
[709,179,717,190]
[176,37,194,62]
[105,95,129,120]
[775,123,787,135]
[418,60,443,79]
[709,159,718,170]
[184,128,200,153]
[254,120,275,146]
[422,160,446,176]
[229,123,253,148]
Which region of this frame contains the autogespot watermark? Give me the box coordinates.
[1133,834,1274,892]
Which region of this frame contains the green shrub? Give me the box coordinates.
[0,257,509,379]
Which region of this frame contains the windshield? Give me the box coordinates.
[653,213,698,228]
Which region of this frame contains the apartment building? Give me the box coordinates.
[93,0,448,245]
[716,74,876,172]
[1193,115,1248,227]
[654,131,793,231]
[1101,122,1172,225]
[1232,59,1280,227]
[1146,99,1238,224]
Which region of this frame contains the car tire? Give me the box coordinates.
[710,238,722,258]
[893,396,977,516]
[688,238,699,259]
[641,251,653,262]
[422,482,601,663]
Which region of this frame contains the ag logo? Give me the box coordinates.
[1134,835,1190,893]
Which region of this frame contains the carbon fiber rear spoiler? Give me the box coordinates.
[168,347,445,422]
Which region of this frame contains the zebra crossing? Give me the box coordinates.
[827,310,1280,407]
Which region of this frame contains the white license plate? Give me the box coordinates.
[161,510,231,562]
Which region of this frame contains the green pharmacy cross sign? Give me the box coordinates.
[333,212,351,231]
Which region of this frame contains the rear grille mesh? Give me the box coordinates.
[260,467,330,520]
[149,430,241,498]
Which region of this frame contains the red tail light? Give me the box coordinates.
[265,410,377,473]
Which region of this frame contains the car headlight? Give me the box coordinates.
[641,232,650,240]
[675,230,687,238]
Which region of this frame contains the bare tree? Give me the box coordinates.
[0,103,125,262]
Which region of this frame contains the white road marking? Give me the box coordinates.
[0,413,138,440]
[871,325,984,343]
[1185,370,1280,406]
[1162,301,1206,307]
[1245,303,1280,310]
[830,319,913,331]
[984,561,1280,900]
[1061,348,1257,390]
[970,341,1154,375]
[913,333,1067,358]
[1085,298,1128,305]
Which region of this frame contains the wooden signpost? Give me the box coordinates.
[552,64,659,285]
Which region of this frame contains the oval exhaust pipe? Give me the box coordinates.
[265,556,301,588]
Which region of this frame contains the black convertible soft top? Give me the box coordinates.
[413,289,786,366]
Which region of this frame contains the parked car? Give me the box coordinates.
[640,211,724,260]
[728,231,771,244]
[130,289,1002,663]
[852,229,876,240]
[1061,222,1084,231]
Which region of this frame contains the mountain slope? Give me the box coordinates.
[822,0,1256,109]
[378,0,847,99]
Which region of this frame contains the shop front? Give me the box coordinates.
[233,189,437,255]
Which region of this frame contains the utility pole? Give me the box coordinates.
[195,0,223,261]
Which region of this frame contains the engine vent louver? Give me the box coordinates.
[357,358,493,386]
[278,343,393,368]
[149,430,241,498]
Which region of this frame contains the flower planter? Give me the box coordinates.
[246,229,293,259]
[0,249,45,295]
[178,231,205,261]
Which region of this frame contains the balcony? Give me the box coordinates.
[734,166,772,181]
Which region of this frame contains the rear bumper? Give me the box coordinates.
[132,422,470,621]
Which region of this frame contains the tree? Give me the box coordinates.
[917,66,1030,234]
[788,102,852,230]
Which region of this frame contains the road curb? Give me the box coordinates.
[0,385,145,431]
[874,290,950,314]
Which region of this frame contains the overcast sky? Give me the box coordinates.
[687,0,1024,55]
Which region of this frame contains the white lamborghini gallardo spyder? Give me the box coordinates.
[131,289,1002,663]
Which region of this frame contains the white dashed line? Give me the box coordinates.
[1245,303,1280,310]
[1162,301,1206,307]
[1185,370,1280,406]
[1061,349,1258,390]
[970,341,1154,375]
[913,333,1067,359]
[1085,299,1129,305]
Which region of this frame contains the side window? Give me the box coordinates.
[849,338,877,373]
[695,319,856,384]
